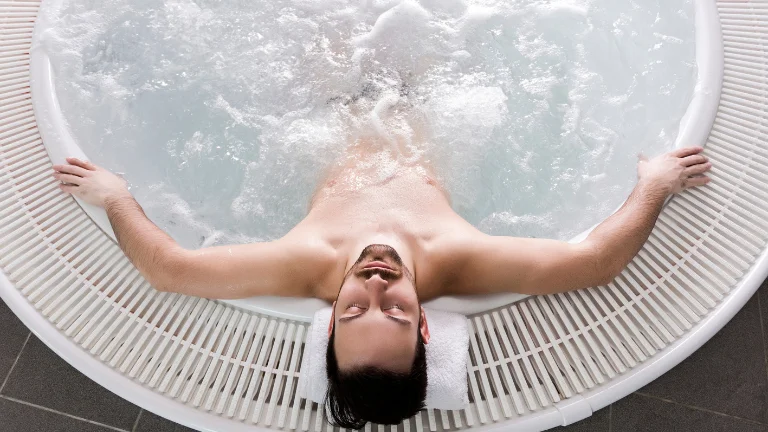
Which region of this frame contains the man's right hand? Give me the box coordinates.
[52,157,131,208]
[637,146,712,196]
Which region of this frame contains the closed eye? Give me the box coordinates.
[338,313,411,326]
[346,304,403,311]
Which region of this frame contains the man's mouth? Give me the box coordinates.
[364,261,393,270]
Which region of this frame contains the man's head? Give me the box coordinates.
[325,244,431,429]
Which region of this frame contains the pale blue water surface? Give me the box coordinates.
[37,0,696,247]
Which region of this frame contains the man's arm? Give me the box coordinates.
[53,157,331,299]
[451,146,712,296]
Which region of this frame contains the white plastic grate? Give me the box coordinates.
[1,0,768,431]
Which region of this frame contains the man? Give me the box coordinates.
[52,143,711,428]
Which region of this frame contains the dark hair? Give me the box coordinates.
[324,318,427,429]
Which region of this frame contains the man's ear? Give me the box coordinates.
[328,301,336,337]
[419,306,431,344]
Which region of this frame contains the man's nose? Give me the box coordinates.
[364,273,389,291]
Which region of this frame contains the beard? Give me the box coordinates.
[342,244,416,288]
[352,244,404,268]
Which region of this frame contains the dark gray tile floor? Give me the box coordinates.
[1,279,767,432]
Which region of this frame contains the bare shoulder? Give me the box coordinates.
[278,230,342,298]
[278,232,340,271]
[416,224,485,298]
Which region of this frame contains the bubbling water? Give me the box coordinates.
[36,0,695,247]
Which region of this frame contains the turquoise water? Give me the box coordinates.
[37,0,696,248]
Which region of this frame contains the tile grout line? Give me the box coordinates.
[634,392,768,426]
[0,331,30,394]
[0,394,130,432]
[757,290,768,385]
[131,409,143,432]
[608,403,612,432]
